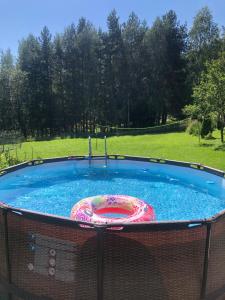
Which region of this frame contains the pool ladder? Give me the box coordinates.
[88,136,107,161]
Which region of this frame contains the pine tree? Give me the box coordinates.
[52,34,66,134]
[122,12,147,126]
[0,50,15,130]
[18,35,42,136]
[143,11,187,125]
[106,10,127,126]
[188,6,220,85]
[39,26,54,135]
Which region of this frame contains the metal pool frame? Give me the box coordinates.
[0,155,225,300]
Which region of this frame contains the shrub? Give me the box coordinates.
[186,120,201,136]
[0,150,21,169]
[201,117,213,138]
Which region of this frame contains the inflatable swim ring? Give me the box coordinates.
[70,195,155,224]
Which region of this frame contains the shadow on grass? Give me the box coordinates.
[199,143,214,148]
[204,136,217,140]
[215,144,225,151]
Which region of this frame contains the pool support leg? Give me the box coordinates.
[200,222,212,299]
[2,208,12,300]
[96,227,104,300]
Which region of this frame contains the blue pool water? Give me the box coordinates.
[0,159,225,221]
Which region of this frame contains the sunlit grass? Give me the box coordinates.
[2,130,225,171]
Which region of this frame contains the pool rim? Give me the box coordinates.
[0,154,225,230]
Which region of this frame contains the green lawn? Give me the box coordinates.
[6,130,224,171]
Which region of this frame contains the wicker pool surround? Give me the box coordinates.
[0,155,225,300]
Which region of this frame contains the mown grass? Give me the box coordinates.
[1,130,225,171]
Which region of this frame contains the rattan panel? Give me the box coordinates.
[12,296,23,300]
[103,226,207,300]
[0,207,11,300]
[0,208,7,280]
[6,212,97,300]
[206,215,225,300]
[0,284,8,300]
[0,207,10,300]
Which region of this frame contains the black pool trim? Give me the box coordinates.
[0,155,225,300]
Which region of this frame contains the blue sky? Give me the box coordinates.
[0,0,224,56]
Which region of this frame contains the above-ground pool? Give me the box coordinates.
[0,155,225,300]
[0,158,224,221]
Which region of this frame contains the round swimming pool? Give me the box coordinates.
[1,156,225,300]
[0,157,224,221]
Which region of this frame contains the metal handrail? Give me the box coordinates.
[104,136,107,159]
[88,136,92,158]
[89,136,108,161]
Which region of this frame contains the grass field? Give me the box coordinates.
[2,130,224,171]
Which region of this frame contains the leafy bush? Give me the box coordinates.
[182,104,200,119]
[0,150,21,169]
[186,120,201,136]
[201,117,213,138]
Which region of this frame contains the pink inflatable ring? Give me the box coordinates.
[70,195,155,224]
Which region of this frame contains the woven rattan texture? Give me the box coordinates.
[103,227,206,300]
[6,212,97,300]
[0,210,7,281]
[0,209,10,300]
[3,208,225,300]
[206,216,225,300]
[0,284,9,300]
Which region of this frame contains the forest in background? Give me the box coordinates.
[0,6,224,138]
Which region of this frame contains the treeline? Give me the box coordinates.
[0,7,224,137]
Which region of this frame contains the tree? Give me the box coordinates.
[61,23,79,134]
[193,52,225,142]
[76,18,99,132]
[10,67,29,137]
[39,26,54,135]
[52,34,66,134]
[143,10,187,125]
[188,6,220,85]
[18,35,42,135]
[1,9,223,137]
[105,10,128,125]
[0,50,15,130]
[122,12,147,126]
